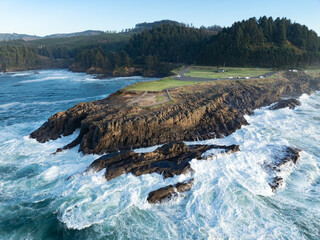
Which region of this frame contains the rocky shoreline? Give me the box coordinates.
[69,64,171,78]
[84,142,240,203]
[30,71,320,203]
[86,142,239,180]
[30,71,320,154]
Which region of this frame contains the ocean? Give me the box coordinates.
[0,69,319,239]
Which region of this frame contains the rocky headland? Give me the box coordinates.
[30,71,320,202]
[30,71,320,155]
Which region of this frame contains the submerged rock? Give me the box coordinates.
[269,98,301,110]
[269,176,284,192]
[87,142,240,181]
[266,146,301,192]
[147,179,194,204]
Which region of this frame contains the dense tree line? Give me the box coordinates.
[27,33,131,59]
[75,48,132,70]
[121,17,320,71]
[0,17,319,73]
[125,22,211,64]
[198,17,320,67]
[0,33,131,71]
[73,22,211,75]
[0,44,38,71]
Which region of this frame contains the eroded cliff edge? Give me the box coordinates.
[30,71,320,154]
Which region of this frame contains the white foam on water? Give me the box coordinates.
[72,76,99,82]
[0,94,110,110]
[0,102,20,109]
[72,75,156,83]
[10,71,34,77]
[1,68,319,239]
[19,76,69,84]
[42,166,60,182]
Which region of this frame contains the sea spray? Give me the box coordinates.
[0,70,319,239]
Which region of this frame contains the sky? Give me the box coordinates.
[1,0,320,36]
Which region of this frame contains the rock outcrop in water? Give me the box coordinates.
[147,179,194,204]
[86,142,240,181]
[269,98,301,110]
[30,71,320,155]
[265,146,301,192]
[85,142,239,203]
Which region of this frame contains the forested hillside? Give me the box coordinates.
[198,17,320,67]
[122,17,320,68]
[125,22,211,64]
[0,43,38,71]
[0,17,319,74]
[0,33,131,71]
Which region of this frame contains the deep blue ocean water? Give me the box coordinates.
[0,69,319,239]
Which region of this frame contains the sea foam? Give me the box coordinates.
[0,70,319,239]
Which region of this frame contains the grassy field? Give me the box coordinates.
[124,66,282,92]
[305,69,320,78]
[125,77,198,92]
[186,66,273,79]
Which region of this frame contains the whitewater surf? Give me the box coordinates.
[0,70,319,239]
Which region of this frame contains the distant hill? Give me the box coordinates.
[134,20,181,32]
[44,30,104,39]
[0,33,40,41]
[0,30,104,41]
[0,21,186,41]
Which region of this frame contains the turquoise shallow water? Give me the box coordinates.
[0,70,319,240]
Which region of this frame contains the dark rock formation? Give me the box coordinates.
[30,71,320,155]
[269,176,284,192]
[273,147,300,169]
[147,179,194,204]
[83,142,238,203]
[267,147,301,192]
[86,142,240,181]
[269,98,301,110]
[82,142,239,203]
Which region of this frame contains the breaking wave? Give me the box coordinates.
[0,69,319,239]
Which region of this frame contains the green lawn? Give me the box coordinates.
[306,69,320,73]
[125,77,198,92]
[187,67,273,79]
[124,66,279,92]
[305,69,320,78]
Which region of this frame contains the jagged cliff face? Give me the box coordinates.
[30,72,320,154]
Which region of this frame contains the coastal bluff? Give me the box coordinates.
[30,71,320,155]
